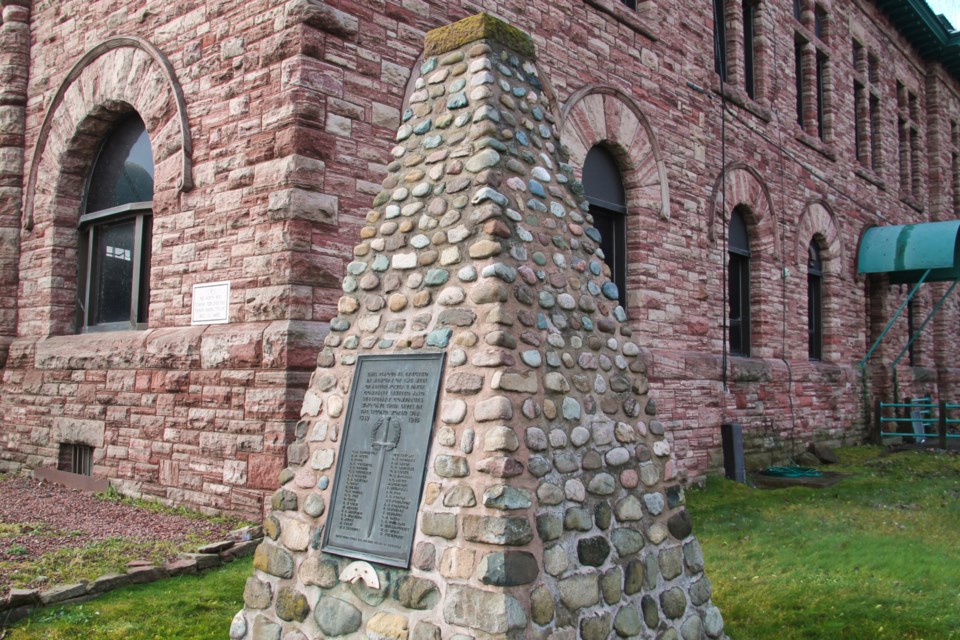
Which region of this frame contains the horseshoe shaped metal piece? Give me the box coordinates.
[339,561,380,590]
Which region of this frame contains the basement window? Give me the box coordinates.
[58,443,94,476]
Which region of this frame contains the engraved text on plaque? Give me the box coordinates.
[322,353,444,567]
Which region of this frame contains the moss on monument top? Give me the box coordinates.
[424,13,535,59]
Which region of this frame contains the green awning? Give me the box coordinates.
[857,220,960,284]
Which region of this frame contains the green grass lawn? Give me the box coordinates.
[5,557,250,640]
[6,447,958,639]
[688,447,960,640]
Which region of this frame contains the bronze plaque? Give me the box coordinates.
[322,352,445,567]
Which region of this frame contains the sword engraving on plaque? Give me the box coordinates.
[366,415,401,538]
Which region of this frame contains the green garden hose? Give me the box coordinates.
[759,466,823,478]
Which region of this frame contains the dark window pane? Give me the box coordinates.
[86,115,155,213]
[728,253,750,356]
[793,0,802,21]
[816,51,826,140]
[729,208,750,255]
[584,146,626,212]
[808,241,823,360]
[591,205,627,309]
[714,0,727,81]
[584,145,628,310]
[854,83,864,163]
[92,219,135,324]
[620,0,637,9]
[795,40,805,127]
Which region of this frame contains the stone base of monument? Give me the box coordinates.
[233,12,727,640]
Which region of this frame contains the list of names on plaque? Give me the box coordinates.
[323,353,444,568]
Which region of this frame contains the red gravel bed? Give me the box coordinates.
[0,475,239,596]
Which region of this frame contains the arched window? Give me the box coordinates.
[77,114,154,331]
[584,145,627,310]
[807,240,823,360]
[728,207,751,356]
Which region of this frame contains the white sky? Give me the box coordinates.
[926,0,960,30]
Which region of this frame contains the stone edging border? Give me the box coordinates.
[0,525,264,627]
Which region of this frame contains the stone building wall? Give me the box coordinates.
[1,0,959,518]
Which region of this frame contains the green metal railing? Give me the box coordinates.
[874,399,960,448]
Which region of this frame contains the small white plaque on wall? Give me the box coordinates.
[191,281,231,325]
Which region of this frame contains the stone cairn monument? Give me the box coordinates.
[234,13,726,640]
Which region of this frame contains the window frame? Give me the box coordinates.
[714,0,728,83]
[793,1,832,144]
[728,209,751,357]
[742,0,757,99]
[76,114,154,333]
[807,241,823,361]
[583,145,628,312]
[58,442,94,476]
[78,202,153,332]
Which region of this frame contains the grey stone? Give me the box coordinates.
[544,544,569,576]
[444,485,477,507]
[601,566,622,604]
[669,509,694,540]
[555,451,580,473]
[641,595,660,629]
[587,473,616,495]
[559,573,600,611]
[421,512,457,539]
[660,587,687,619]
[537,482,564,505]
[623,558,644,595]
[39,583,87,605]
[397,576,439,610]
[244,577,273,609]
[659,545,684,580]
[483,425,519,452]
[595,501,613,530]
[580,612,612,640]
[435,455,469,477]
[463,515,532,545]
[275,586,310,622]
[299,556,339,588]
[314,597,362,636]
[614,605,643,637]
[230,612,247,640]
[681,614,704,640]
[474,396,513,421]
[536,513,562,541]
[412,621,442,640]
[465,148,501,172]
[251,614,282,640]
[271,489,298,511]
[252,543,294,579]
[704,605,725,637]
[684,539,705,573]
[477,551,539,586]
[808,441,839,464]
[303,493,325,517]
[643,552,660,590]
[528,455,552,477]
[442,585,526,634]
[561,397,581,420]
[482,485,532,510]
[563,506,592,531]
[615,495,643,521]
[577,536,610,566]
[690,575,713,605]
[531,585,555,625]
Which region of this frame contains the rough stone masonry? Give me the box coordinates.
[235,13,726,640]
